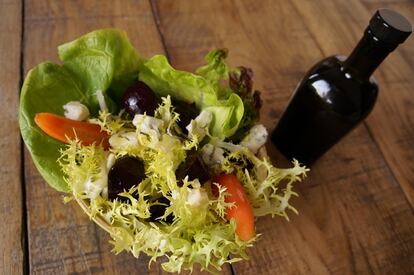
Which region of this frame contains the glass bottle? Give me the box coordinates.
[271,9,412,165]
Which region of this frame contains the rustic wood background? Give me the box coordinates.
[1,0,413,274]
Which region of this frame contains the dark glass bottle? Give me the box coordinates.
[271,9,412,165]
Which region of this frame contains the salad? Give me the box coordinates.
[19,29,308,273]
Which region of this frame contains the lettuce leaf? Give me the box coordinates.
[195,48,228,88]
[228,67,262,142]
[19,28,307,273]
[58,101,254,273]
[19,63,84,192]
[138,52,244,138]
[58,29,144,107]
[19,29,143,192]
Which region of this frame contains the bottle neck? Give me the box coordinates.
[343,28,395,80]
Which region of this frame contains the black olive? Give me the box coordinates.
[172,99,199,133]
[108,157,146,201]
[175,150,210,186]
[123,81,161,116]
[148,196,174,224]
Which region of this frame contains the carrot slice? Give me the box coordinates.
[215,173,256,241]
[34,113,110,149]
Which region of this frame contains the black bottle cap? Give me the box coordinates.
[369,9,412,46]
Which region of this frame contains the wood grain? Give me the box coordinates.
[23,0,167,274]
[22,0,232,273]
[23,0,234,274]
[18,0,414,274]
[154,0,414,274]
[361,0,414,208]
[0,0,24,274]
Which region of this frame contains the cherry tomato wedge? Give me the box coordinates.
[214,173,255,241]
[34,113,110,149]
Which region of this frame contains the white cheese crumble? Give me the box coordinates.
[133,114,164,138]
[63,101,90,121]
[106,153,116,171]
[201,144,225,167]
[186,188,209,207]
[186,110,212,140]
[96,90,108,112]
[109,132,138,148]
[240,124,268,154]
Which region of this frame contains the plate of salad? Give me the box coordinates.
[19,29,308,273]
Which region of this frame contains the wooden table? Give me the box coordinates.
[2,0,414,274]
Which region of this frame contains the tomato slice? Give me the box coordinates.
[215,173,255,241]
[34,113,110,149]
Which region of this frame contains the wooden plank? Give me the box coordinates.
[23,0,233,273]
[154,0,414,274]
[361,0,414,208]
[0,0,24,274]
[23,1,166,274]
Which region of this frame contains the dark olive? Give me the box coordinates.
[123,81,161,116]
[172,99,199,133]
[148,196,174,224]
[175,150,210,186]
[108,157,146,201]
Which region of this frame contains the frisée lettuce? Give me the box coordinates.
[20,30,246,192]
[20,30,144,192]
[59,99,255,273]
[19,29,309,274]
[138,54,244,138]
[58,98,305,273]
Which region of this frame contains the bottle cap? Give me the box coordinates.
[369,9,412,45]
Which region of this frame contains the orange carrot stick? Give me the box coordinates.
[34,113,110,149]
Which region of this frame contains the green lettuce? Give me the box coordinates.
[20,30,246,192]
[19,29,143,192]
[195,49,228,89]
[19,28,309,273]
[58,29,144,107]
[138,52,244,138]
[228,67,262,142]
[20,63,83,192]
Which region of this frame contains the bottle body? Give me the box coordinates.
[271,56,378,165]
[271,9,411,165]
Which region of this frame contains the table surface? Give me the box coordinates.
[2,0,414,274]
